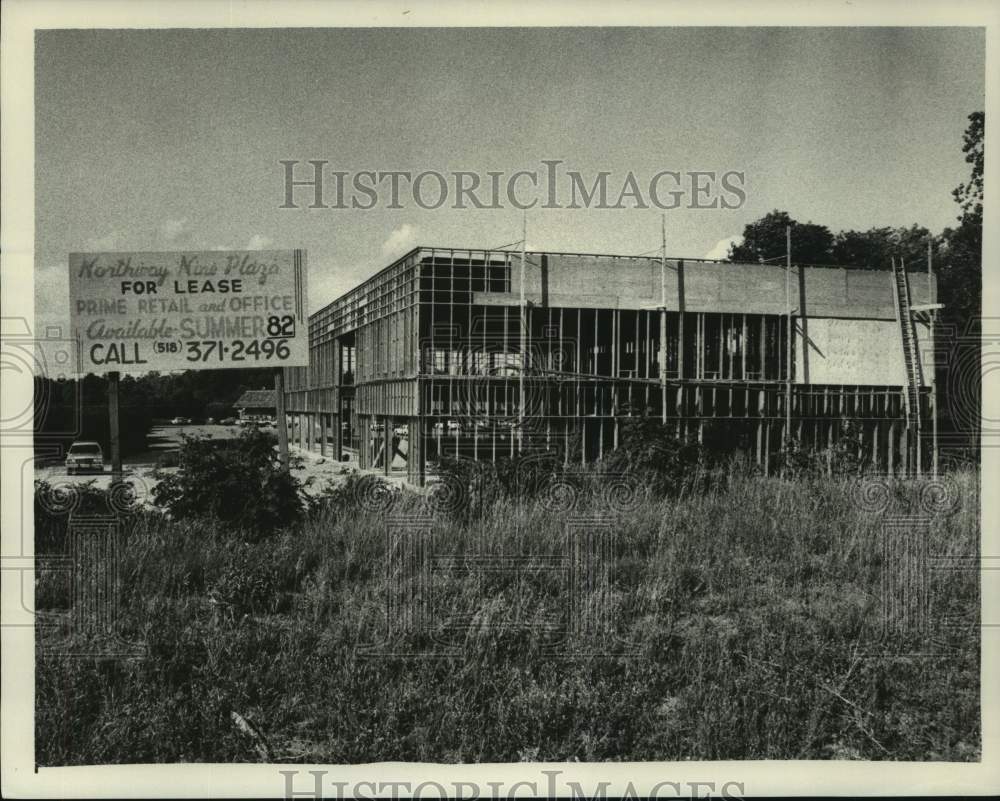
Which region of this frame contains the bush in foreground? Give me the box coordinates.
[151,428,306,537]
[431,423,722,523]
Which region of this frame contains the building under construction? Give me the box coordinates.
[283,244,939,485]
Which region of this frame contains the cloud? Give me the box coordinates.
[246,234,273,250]
[160,218,190,243]
[381,223,418,257]
[83,232,121,251]
[703,235,741,261]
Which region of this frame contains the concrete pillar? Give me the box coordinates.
[335,412,344,461]
[320,413,327,457]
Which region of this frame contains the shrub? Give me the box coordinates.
[306,472,401,518]
[431,425,714,521]
[430,451,573,521]
[779,420,869,479]
[157,450,181,468]
[151,428,306,537]
[604,419,711,495]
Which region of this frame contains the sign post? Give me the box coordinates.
[274,368,289,469]
[108,370,122,480]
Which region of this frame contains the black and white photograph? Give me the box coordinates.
[2,1,998,797]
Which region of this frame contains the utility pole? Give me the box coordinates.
[108,370,122,480]
[928,238,938,477]
[519,212,526,452]
[903,256,921,478]
[661,215,667,424]
[785,226,793,451]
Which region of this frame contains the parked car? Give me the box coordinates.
[220,417,237,426]
[65,441,103,475]
[206,417,216,425]
[432,420,461,433]
[169,416,191,425]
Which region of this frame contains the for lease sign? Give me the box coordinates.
[69,250,308,374]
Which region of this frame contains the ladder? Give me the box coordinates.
[890,257,922,431]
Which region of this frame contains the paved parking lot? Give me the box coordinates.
[33,423,242,502]
[32,423,409,504]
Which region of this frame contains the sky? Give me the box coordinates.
[34,26,985,332]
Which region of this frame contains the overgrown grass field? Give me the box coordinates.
[35,434,980,764]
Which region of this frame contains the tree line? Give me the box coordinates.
[34,367,275,457]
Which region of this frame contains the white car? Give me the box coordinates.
[170,416,191,425]
[65,441,104,475]
[432,420,461,433]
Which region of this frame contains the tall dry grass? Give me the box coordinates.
[36,466,980,764]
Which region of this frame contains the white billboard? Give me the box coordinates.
[68,250,308,374]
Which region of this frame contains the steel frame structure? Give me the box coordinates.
[284,246,936,485]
